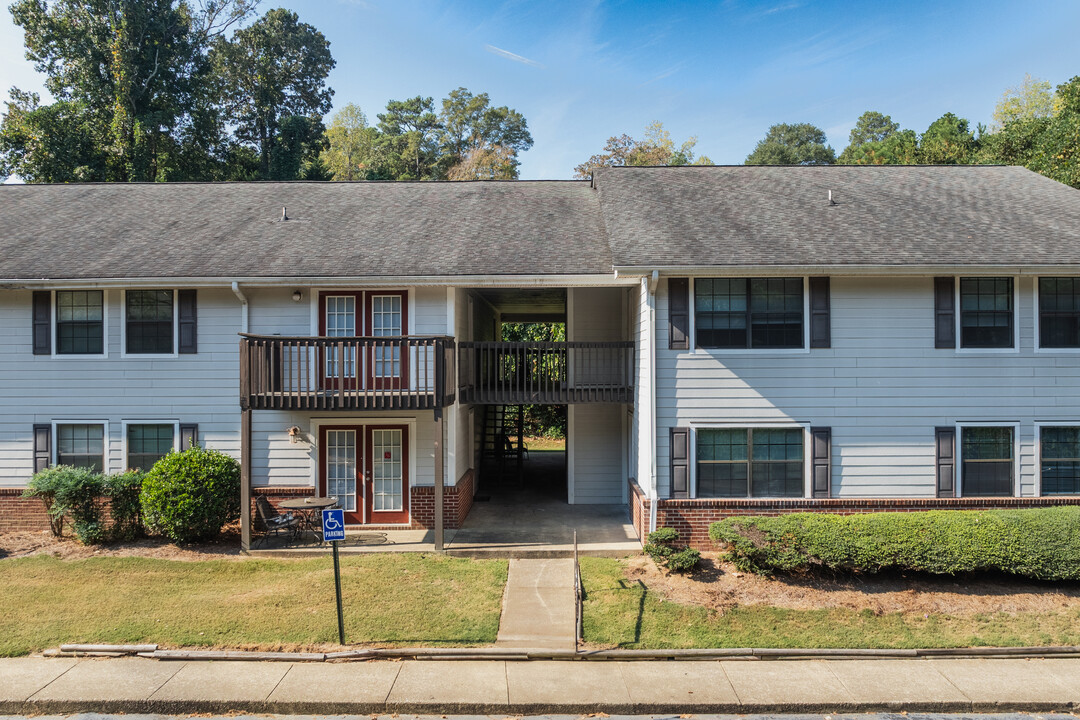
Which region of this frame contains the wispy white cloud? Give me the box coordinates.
[761,2,802,15]
[484,43,544,68]
[638,65,682,87]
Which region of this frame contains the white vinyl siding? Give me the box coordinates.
[654,275,1067,499]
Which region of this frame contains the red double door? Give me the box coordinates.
[318,290,408,390]
[318,424,409,525]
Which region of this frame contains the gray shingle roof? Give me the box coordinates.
[0,180,610,280]
[4,166,1080,282]
[594,165,1080,268]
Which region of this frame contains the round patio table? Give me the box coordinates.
[279,497,339,543]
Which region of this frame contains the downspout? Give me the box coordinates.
[231,281,249,333]
[647,270,659,534]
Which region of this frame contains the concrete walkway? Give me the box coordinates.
[3,656,1080,714]
[496,558,577,650]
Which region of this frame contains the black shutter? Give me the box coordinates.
[668,278,690,350]
[33,424,51,473]
[179,424,198,451]
[935,427,956,497]
[809,277,831,349]
[670,427,690,498]
[934,277,956,349]
[178,290,197,354]
[32,291,51,355]
[810,427,831,498]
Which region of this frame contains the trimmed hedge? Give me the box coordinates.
[644,527,702,573]
[141,446,240,543]
[709,507,1080,580]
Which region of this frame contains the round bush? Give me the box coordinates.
[140,446,240,543]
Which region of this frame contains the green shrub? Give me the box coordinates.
[710,507,1080,580]
[104,470,146,542]
[23,465,106,543]
[644,527,701,573]
[140,446,240,543]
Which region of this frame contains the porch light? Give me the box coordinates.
[288,426,304,443]
[292,290,303,302]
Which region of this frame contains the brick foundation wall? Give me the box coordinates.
[627,488,1080,550]
[0,488,51,532]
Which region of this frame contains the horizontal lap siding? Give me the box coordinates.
[572,404,624,503]
[655,276,1072,499]
[0,289,241,486]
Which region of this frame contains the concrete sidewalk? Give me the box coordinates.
[496,558,577,650]
[3,656,1080,714]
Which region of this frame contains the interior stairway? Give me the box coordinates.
[478,404,526,496]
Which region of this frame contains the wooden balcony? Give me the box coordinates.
[458,341,634,405]
[240,334,456,412]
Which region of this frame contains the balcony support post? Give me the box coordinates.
[434,407,444,553]
[240,407,252,552]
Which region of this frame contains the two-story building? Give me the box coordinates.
[3,165,1080,549]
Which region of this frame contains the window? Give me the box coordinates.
[696,427,804,498]
[695,278,803,349]
[1039,278,1080,348]
[960,278,1013,348]
[127,424,174,471]
[56,291,104,355]
[126,290,174,354]
[960,426,1013,496]
[1041,427,1080,495]
[57,423,105,471]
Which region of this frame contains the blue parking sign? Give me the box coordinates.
[321,508,345,542]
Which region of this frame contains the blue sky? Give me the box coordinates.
[2,0,1080,179]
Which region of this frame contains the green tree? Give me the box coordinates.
[744,123,836,165]
[4,0,255,182]
[0,91,105,182]
[1029,75,1080,188]
[437,87,533,179]
[992,73,1057,130]
[919,112,978,165]
[574,121,712,178]
[213,8,335,179]
[840,129,920,165]
[373,95,441,180]
[321,103,379,181]
[837,111,900,164]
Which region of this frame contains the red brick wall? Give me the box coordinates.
[0,488,51,532]
[628,491,1080,550]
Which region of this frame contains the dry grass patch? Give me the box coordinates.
[581,554,1080,649]
[0,552,507,657]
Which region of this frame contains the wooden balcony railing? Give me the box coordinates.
[240,334,455,412]
[458,341,634,404]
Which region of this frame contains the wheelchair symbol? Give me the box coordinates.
[323,514,341,531]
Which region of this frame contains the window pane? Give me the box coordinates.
[695,279,748,348]
[749,428,804,497]
[56,291,104,354]
[127,423,174,471]
[961,426,1013,496]
[1041,427,1080,495]
[57,423,104,472]
[750,278,803,349]
[960,277,1013,348]
[126,290,174,354]
[1039,278,1080,348]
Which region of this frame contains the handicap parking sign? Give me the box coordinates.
[321,508,346,542]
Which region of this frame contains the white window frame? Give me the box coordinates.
[955,276,1020,354]
[954,421,1021,498]
[121,420,180,471]
[120,289,180,359]
[687,277,811,355]
[1034,422,1080,497]
[309,287,416,336]
[51,289,109,359]
[1033,277,1080,353]
[689,421,812,499]
[52,420,110,473]
[307,416,418,526]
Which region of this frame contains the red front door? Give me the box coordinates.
[318,423,409,525]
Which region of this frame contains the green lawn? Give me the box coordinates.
[0,554,507,657]
[580,557,1080,649]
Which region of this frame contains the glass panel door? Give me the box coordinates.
[369,293,405,388]
[366,425,409,523]
[324,428,359,521]
[324,295,357,382]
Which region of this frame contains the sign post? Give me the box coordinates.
[321,508,346,645]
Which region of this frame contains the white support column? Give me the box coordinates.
[445,287,457,487]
